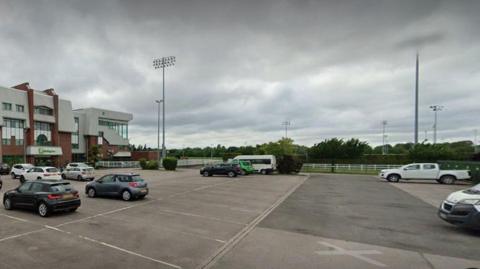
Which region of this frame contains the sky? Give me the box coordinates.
[0,0,479,148]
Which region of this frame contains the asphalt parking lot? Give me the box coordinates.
[1,171,479,269]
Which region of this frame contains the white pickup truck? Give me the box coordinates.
[380,163,470,184]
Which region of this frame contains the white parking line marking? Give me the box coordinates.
[316,241,386,267]
[78,235,182,269]
[0,213,29,223]
[0,228,45,242]
[154,209,246,226]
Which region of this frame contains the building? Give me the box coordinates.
[0,82,133,166]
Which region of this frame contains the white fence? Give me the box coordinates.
[96,158,222,169]
[302,163,403,173]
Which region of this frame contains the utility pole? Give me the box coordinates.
[430,105,443,144]
[153,56,176,163]
[155,100,162,165]
[424,129,428,142]
[382,121,388,155]
[281,121,291,139]
[414,53,419,145]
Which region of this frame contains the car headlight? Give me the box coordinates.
[459,199,480,205]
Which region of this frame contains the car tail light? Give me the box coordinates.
[44,173,51,177]
[129,182,139,188]
[73,191,80,198]
[47,194,62,200]
[81,172,86,175]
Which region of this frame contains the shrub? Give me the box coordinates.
[145,160,159,170]
[139,158,147,169]
[163,157,178,171]
[277,155,303,174]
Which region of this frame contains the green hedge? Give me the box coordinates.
[277,155,303,174]
[438,161,480,184]
[162,157,178,171]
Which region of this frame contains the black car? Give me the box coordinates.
[200,163,242,177]
[0,163,10,175]
[3,181,81,217]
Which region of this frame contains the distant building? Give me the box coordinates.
[0,82,133,166]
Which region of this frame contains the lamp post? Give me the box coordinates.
[155,100,163,165]
[282,121,291,139]
[430,105,443,144]
[153,56,176,162]
[382,120,388,155]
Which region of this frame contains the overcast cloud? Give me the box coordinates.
[1,0,479,148]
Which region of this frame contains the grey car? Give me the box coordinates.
[85,173,148,201]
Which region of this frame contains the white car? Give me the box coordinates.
[10,163,34,179]
[438,183,480,229]
[62,166,95,181]
[66,162,90,169]
[380,163,470,184]
[20,166,62,181]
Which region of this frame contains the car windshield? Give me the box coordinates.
[49,183,73,192]
[46,168,59,172]
[469,184,480,192]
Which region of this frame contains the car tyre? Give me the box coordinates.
[440,175,456,185]
[61,174,67,179]
[227,171,236,178]
[203,171,210,177]
[87,188,96,198]
[38,202,49,217]
[4,198,12,210]
[77,175,83,181]
[386,174,400,183]
[37,177,42,180]
[122,190,132,201]
[19,175,26,183]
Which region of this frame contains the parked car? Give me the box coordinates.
[66,162,90,169]
[0,163,10,175]
[85,173,148,201]
[233,155,277,174]
[62,166,95,181]
[379,163,470,184]
[230,159,255,175]
[20,166,62,182]
[3,180,81,217]
[10,163,34,179]
[200,163,242,177]
[438,183,480,229]
[0,177,2,190]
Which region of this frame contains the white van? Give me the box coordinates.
[233,155,276,175]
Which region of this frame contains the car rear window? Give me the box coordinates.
[50,183,73,192]
[46,168,59,173]
[132,176,144,182]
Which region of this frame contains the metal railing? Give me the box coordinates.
[301,163,403,174]
[96,158,222,169]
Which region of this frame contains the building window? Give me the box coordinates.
[2,103,12,111]
[1,118,24,145]
[34,121,52,146]
[98,118,128,139]
[72,117,79,149]
[34,106,53,116]
[98,131,103,145]
[16,105,24,112]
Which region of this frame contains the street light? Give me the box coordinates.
[153,56,176,162]
[382,120,388,155]
[430,105,443,144]
[155,100,163,165]
[282,121,291,139]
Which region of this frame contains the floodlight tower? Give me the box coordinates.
[282,121,291,139]
[153,56,176,162]
[382,120,388,155]
[430,105,443,144]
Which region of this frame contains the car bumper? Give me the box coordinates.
[438,201,480,229]
[131,188,149,197]
[49,199,81,212]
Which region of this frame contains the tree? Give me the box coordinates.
[309,138,369,160]
[88,144,102,165]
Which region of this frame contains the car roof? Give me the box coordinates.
[109,173,140,176]
[31,180,70,185]
[34,166,57,169]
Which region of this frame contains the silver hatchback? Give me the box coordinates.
[85,173,148,201]
[62,167,95,181]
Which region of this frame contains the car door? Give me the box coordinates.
[13,182,34,208]
[24,168,37,181]
[421,164,438,179]
[113,175,128,195]
[29,182,46,209]
[96,175,116,196]
[403,164,421,179]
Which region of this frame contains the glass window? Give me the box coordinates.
[405,165,420,170]
[34,121,52,146]
[34,106,53,115]
[2,102,12,111]
[31,183,46,192]
[50,183,73,192]
[423,164,436,170]
[18,182,33,192]
[72,117,79,149]
[1,118,24,145]
[100,175,114,183]
[16,105,24,112]
[98,118,129,139]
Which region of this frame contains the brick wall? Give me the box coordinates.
[131,151,159,161]
[58,132,72,166]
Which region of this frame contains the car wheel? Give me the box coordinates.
[19,176,25,183]
[77,175,83,181]
[61,174,66,179]
[122,190,132,201]
[440,175,456,185]
[87,188,96,198]
[38,203,49,217]
[240,170,246,176]
[4,198,12,210]
[228,171,236,178]
[203,171,209,177]
[387,174,400,183]
[37,177,42,180]
[11,172,16,179]
[69,207,78,213]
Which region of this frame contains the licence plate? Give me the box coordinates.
[63,194,74,200]
[439,213,447,219]
[140,189,147,193]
